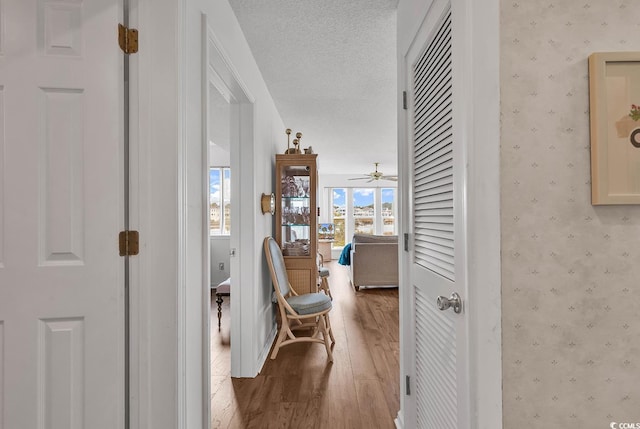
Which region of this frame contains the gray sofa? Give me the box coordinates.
[349,234,399,291]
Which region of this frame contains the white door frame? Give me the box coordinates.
[396,0,502,427]
[128,0,193,426]
[201,14,257,380]
[130,2,263,426]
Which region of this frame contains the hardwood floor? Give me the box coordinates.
[210,261,400,428]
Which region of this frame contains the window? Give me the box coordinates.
[329,187,397,247]
[209,167,231,235]
[353,188,375,235]
[332,188,346,247]
[381,188,395,236]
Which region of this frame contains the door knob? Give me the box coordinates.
[436,292,462,314]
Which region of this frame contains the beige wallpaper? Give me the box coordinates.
[500,1,640,427]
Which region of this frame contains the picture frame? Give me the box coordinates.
[589,51,640,205]
[318,223,335,241]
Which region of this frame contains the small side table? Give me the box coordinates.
[318,240,334,262]
[215,278,231,331]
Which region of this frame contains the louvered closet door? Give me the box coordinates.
[405,2,469,427]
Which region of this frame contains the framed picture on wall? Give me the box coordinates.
[589,51,640,205]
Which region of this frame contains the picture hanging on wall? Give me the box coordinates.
[589,51,640,205]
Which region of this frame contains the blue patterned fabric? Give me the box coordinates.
[338,243,352,266]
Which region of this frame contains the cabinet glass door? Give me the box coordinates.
[280,165,311,256]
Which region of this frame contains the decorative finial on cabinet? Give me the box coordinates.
[284,129,303,154]
[285,128,292,151]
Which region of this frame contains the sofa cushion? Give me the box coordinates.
[352,233,398,244]
[350,234,399,288]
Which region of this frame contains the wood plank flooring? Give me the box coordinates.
[210,261,399,428]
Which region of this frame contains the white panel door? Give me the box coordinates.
[0,1,124,428]
[403,1,470,427]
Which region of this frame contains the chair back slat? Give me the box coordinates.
[265,237,291,297]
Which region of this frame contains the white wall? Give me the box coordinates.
[210,237,230,286]
[132,0,182,427]
[181,0,285,426]
[209,143,230,166]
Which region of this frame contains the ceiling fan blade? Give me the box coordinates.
[349,163,398,182]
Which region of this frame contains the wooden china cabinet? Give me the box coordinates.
[274,154,318,295]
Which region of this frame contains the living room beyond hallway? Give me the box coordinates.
[210,260,399,428]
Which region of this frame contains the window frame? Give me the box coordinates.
[330,188,347,248]
[329,187,397,248]
[209,166,231,236]
[353,188,376,235]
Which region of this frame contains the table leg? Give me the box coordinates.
[216,294,223,331]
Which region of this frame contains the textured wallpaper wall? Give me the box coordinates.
[500,1,640,427]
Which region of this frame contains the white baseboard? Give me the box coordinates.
[255,319,277,374]
[394,411,404,429]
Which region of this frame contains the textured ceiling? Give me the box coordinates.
[228,0,398,177]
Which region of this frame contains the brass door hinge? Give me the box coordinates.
[118,24,138,54]
[119,230,140,256]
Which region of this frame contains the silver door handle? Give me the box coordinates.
[436,292,462,314]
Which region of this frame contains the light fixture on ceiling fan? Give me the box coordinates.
[348,162,398,182]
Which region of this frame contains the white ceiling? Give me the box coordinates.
[228,0,398,177]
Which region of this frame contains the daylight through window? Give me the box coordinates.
[210,167,231,235]
[330,187,396,249]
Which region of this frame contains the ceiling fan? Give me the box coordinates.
[348,162,398,182]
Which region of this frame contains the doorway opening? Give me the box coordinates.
[207,80,233,384]
[201,15,256,429]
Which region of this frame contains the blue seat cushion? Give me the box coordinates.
[286,293,332,315]
[319,267,330,277]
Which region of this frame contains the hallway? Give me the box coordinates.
[210,261,399,428]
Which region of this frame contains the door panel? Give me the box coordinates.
[414,270,457,428]
[0,1,124,428]
[0,86,4,268]
[404,2,469,427]
[39,88,85,265]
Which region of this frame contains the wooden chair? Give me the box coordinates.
[317,252,332,299]
[264,237,335,361]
